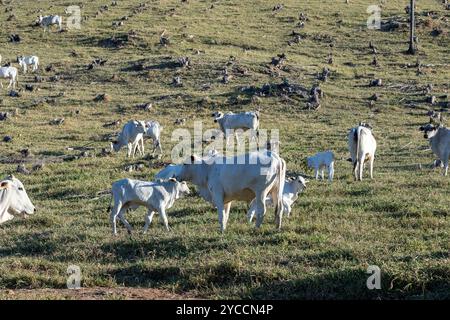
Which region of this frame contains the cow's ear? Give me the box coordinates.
[190,155,196,163]
[169,178,177,182]
[0,181,10,189]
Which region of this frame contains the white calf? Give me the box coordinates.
[306,150,335,181]
[111,120,147,158]
[38,15,63,32]
[0,175,36,225]
[0,66,18,89]
[247,176,308,221]
[420,124,450,176]
[348,123,377,181]
[18,56,39,73]
[212,111,260,145]
[140,120,163,156]
[109,178,190,234]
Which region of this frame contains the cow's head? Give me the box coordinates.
[111,141,121,152]
[169,178,190,198]
[359,122,373,130]
[136,121,147,134]
[212,111,223,123]
[37,15,43,23]
[1,175,35,217]
[419,123,439,139]
[297,176,309,190]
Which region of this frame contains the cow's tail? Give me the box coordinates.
[356,126,363,162]
[274,156,286,230]
[106,191,113,213]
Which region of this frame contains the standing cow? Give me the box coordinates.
[212,111,260,145]
[111,120,147,158]
[174,151,286,232]
[348,123,377,181]
[420,124,450,176]
[109,178,190,234]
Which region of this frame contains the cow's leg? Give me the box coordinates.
[443,155,449,176]
[329,162,335,182]
[211,191,226,232]
[127,143,132,157]
[110,201,122,235]
[321,168,325,180]
[284,201,292,218]
[234,132,241,146]
[353,161,358,180]
[223,202,231,228]
[158,207,170,231]
[369,156,375,179]
[132,142,139,158]
[358,157,365,181]
[247,199,257,222]
[255,192,267,228]
[140,138,145,156]
[314,167,319,180]
[118,205,133,234]
[143,210,155,233]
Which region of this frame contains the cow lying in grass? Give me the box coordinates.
[109,178,190,235]
[0,175,35,225]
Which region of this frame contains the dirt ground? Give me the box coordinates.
[0,287,200,300]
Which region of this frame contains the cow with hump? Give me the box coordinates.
[173,150,286,232]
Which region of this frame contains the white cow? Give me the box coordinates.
[38,15,63,32]
[348,123,377,181]
[0,175,35,225]
[420,124,450,176]
[139,120,162,156]
[0,66,18,89]
[109,178,190,234]
[174,151,286,232]
[306,150,335,181]
[111,120,147,158]
[18,56,39,73]
[212,111,260,145]
[247,175,308,221]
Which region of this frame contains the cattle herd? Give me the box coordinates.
[0,12,449,236]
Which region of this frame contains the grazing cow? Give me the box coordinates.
[109,178,190,234]
[420,124,450,176]
[348,123,377,181]
[174,151,286,232]
[17,56,39,73]
[306,150,335,181]
[140,120,162,156]
[0,66,18,89]
[155,164,182,180]
[0,175,35,225]
[212,111,260,145]
[247,175,308,221]
[38,15,63,32]
[111,120,147,158]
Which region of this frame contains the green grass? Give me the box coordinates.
[0,0,449,299]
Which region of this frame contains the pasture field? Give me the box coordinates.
[0,0,449,300]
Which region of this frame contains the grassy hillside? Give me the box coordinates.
[0,0,449,299]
